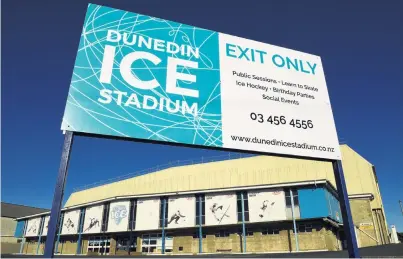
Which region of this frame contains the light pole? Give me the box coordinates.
[399,200,403,216]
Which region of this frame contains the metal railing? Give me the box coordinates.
[73,152,256,192]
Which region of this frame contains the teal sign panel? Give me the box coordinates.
[62,3,222,146]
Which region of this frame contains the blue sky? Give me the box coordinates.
[2,0,402,231]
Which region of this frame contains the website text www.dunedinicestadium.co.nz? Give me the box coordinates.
[230,135,336,154]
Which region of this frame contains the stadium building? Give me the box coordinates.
[15,145,389,255]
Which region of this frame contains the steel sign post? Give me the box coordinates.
[289,189,300,252]
[44,131,74,258]
[333,161,360,257]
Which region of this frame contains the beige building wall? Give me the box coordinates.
[350,199,378,247]
[1,217,18,243]
[21,223,341,255]
[1,217,20,254]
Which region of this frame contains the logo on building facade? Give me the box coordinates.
[111,205,128,225]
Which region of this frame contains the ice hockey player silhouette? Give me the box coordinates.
[64,218,75,231]
[210,203,230,222]
[28,223,37,234]
[259,200,275,218]
[84,218,100,232]
[167,210,186,225]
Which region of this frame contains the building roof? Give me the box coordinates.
[1,202,49,219]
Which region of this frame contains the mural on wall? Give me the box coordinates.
[205,192,237,226]
[61,210,80,235]
[83,204,103,234]
[248,189,287,222]
[25,217,41,237]
[108,201,130,232]
[41,216,50,236]
[135,198,160,231]
[167,195,195,229]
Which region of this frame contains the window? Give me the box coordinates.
[195,194,205,225]
[237,192,249,222]
[101,203,110,232]
[262,228,280,235]
[128,199,137,230]
[178,246,183,251]
[298,224,313,233]
[285,188,300,219]
[141,234,172,253]
[159,198,168,228]
[285,188,299,206]
[215,230,230,237]
[116,236,136,252]
[87,236,110,255]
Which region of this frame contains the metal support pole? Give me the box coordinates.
[333,160,360,258]
[128,200,135,255]
[44,131,74,258]
[198,195,203,254]
[76,208,85,255]
[399,200,403,217]
[289,189,299,252]
[19,220,27,254]
[54,213,64,254]
[161,198,167,254]
[240,192,247,253]
[128,229,133,255]
[36,217,45,255]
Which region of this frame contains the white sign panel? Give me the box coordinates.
[25,217,41,237]
[83,204,103,234]
[108,201,130,232]
[248,189,287,222]
[167,195,196,229]
[41,216,50,236]
[205,192,237,226]
[61,210,80,235]
[135,198,160,231]
[219,34,341,160]
[61,3,341,161]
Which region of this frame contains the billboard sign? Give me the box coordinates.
[205,192,237,226]
[61,3,341,160]
[108,200,130,232]
[247,189,287,222]
[135,198,160,231]
[61,210,80,235]
[167,195,196,229]
[83,204,103,234]
[25,217,41,237]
